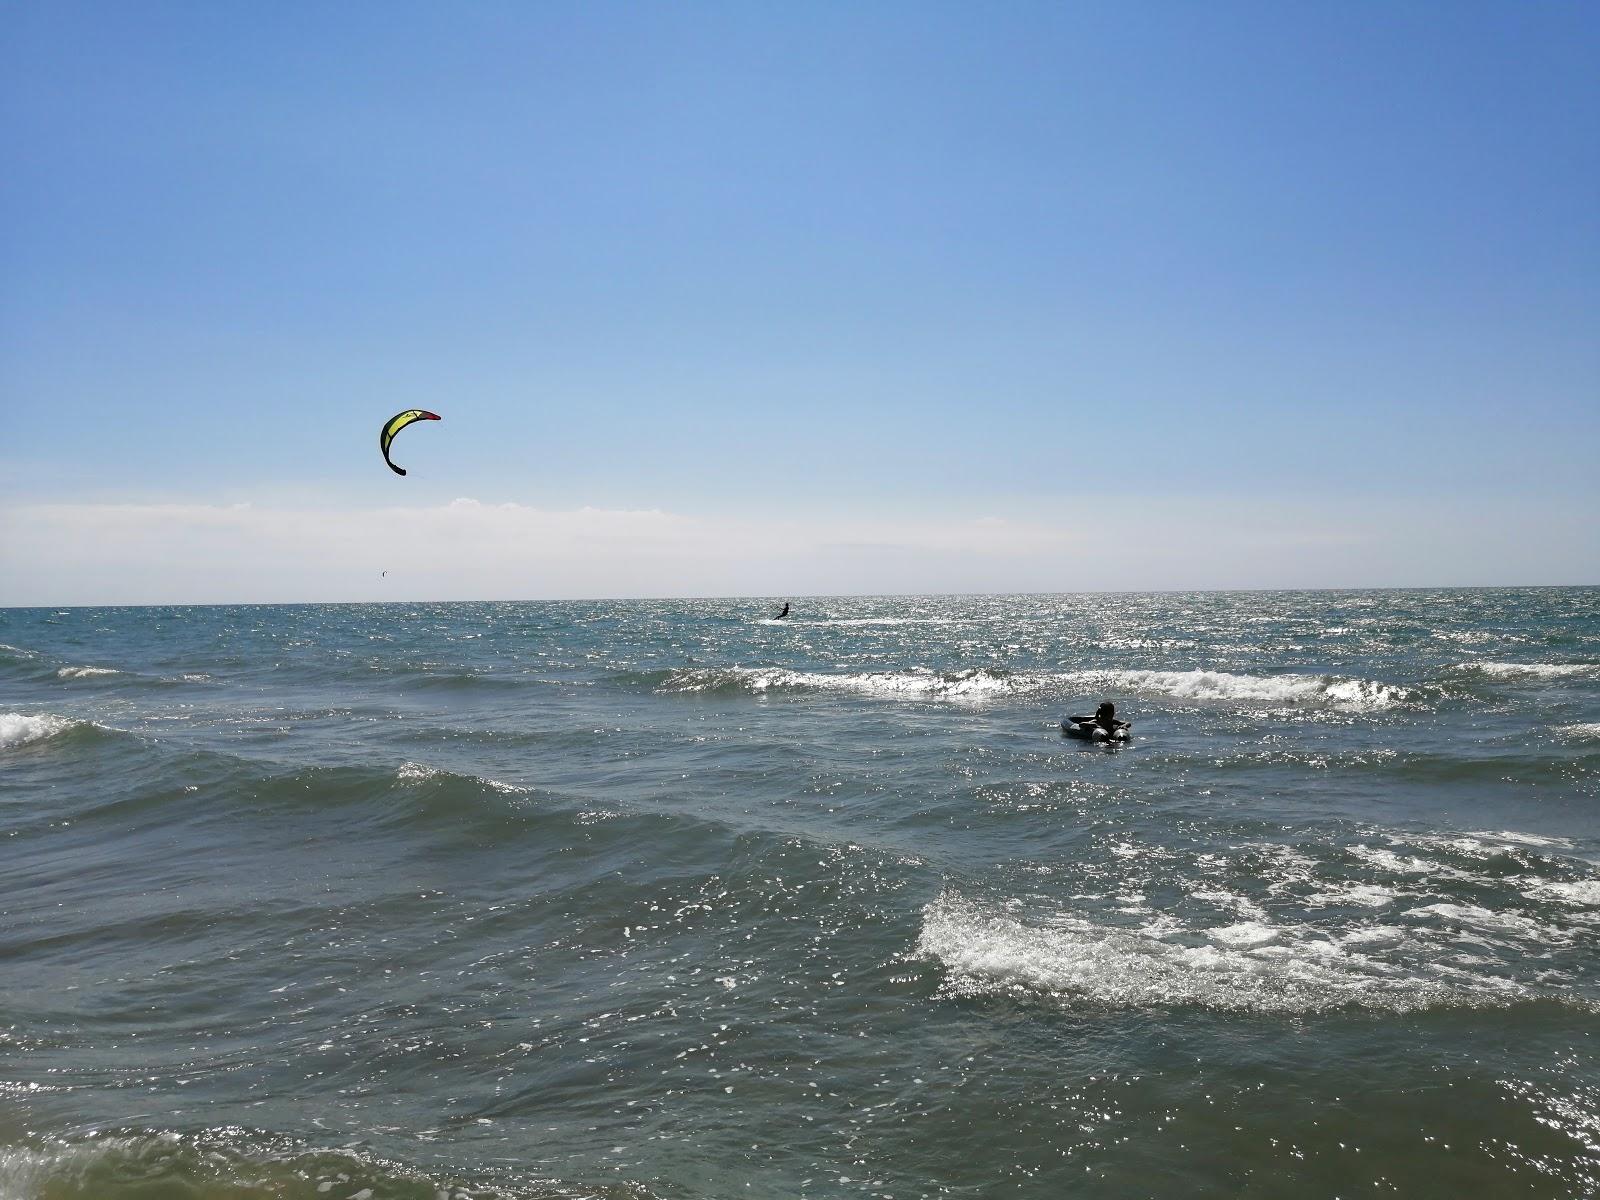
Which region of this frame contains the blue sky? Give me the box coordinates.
[2,1,1597,602]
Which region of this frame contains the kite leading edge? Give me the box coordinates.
[380,410,442,476]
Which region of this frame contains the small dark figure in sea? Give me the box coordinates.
[775,602,790,620]
[1093,700,1126,734]
[1063,700,1131,742]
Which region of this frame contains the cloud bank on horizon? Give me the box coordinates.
[2,496,1592,607]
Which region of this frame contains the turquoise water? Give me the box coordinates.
[2,589,1598,1198]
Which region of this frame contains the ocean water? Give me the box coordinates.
[2,588,1598,1199]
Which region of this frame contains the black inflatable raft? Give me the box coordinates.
[1062,717,1131,742]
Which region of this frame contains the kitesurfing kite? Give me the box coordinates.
[379,410,441,476]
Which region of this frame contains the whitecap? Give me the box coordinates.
[914,893,1499,1015]
[0,712,76,751]
[659,663,1413,711]
[1208,921,1282,948]
[661,666,1020,700]
[1459,661,1596,679]
[1405,903,1566,945]
[396,760,524,794]
[1304,882,1396,908]
[1462,830,1575,849]
[1064,667,1411,712]
[56,666,121,679]
[1347,845,1443,876]
[1189,888,1269,920]
[1407,831,1573,862]
[1338,925,1407,947]
[1522,880,1600,907]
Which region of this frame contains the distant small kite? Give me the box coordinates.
[379,410,441,476]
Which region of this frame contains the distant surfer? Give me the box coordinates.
[774,602,790,620]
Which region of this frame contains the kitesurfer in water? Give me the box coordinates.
[1091,701,1127,735]
[775,602,790,620]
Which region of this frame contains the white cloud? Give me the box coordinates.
[0,494,1592,605]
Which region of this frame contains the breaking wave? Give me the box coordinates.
[652,665,1412,710]
[1455,661,1598,680]
[656,665,1022,700]
[0,712,77,751]
[914,889,1582,1016]
[1063,667,1413,711]
[396,759,525,794]
[56,665,122,679]
[916,821,1600,1017]
[916,894,1479,1014]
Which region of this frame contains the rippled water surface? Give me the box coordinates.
[2,589,1598,1198]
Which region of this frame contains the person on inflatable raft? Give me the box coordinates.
[1063,700,1131,741]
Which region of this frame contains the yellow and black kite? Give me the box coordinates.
[379,410,441,476]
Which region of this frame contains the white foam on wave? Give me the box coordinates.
[661,665,1021,700]
[0,712,76,750]
[56,665,121,679]
[0,643,33,656]
[396,760,524,794]
[1555,723,1600,740]
[1254,843,1322,892]
[1348,845,1440,875]
[914,893,1509,1015]
[1522,880,1600,908]
[1305,882,1397,908]
[1339,925,1408,947]
[917,808,1600,1018]
[1459,661,1596,679]
[1189,888,1269,921]
[1345,844,1501,893]
[661,663,1411,711]
[1405,903,1569,946]
[1398,832,1574,866]
[1462,830,1575,849]
[1208,921,1282,948]
[1065,667,1411,711]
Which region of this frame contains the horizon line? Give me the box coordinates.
[3,581,1596,612]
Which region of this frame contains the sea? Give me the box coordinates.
[2,588,1597,1199]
